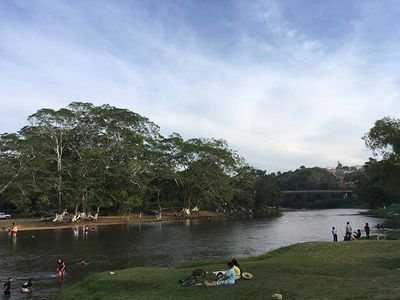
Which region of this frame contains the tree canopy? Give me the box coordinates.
[355,117,400,208]
[0,102,281,214]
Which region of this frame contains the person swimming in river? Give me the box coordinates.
[21,278,32,293]
[57,259,66,277]
[79,259,88,266]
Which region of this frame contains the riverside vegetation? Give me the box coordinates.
[2,104,399,218]
[0,102,282,217]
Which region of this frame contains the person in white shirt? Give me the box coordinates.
[332,226,338,242]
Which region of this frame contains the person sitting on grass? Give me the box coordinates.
[204,262,236,287]
[231,259,241,280]
[353,229,361,240]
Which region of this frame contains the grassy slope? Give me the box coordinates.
[55,241,400,300]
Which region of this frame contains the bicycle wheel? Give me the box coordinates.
[192,268,206,279]
[181,277,196,287]
[377,234,386,240]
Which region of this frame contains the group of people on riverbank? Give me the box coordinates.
[331,221,374,242]
[204,259,244,287]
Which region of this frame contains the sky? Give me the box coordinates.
[1,0,400,172]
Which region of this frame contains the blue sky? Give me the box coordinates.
[1,0,399,172]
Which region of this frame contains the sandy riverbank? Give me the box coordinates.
[0,211,224,232]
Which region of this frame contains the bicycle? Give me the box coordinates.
[179,268,207,287]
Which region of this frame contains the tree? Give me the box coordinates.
[363,117,400,159]
[354,158,400,208]
[0,133,25,195]
[65,102,159,214]
[253,170,281,209]
[25,108,74,211]
[355,117,400,208]
[176,138,238,211]
[0,101,282,215]
[231,166,257,209]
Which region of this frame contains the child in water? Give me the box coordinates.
[57,259,66,277]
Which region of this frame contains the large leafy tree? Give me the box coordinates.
[363,117,400,159]
[177,138,238,210]
[64,102,159,213]
[0,101,282,215]
[23,108,75,211]
[354,158,400,208]
[253,170,281,209]
[356,117,400,208]
[231,166,257,210]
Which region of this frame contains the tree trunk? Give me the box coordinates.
[58,188,62,212]
[75,204,79,216]
[157,189,162,220]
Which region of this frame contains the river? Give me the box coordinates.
[0,209,383,299]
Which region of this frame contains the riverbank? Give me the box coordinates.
[0,210,237,232]
[55,240,400,300]
[366,204,400,240]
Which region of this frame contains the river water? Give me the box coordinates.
[0,209,382,299]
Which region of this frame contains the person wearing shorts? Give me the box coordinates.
[57,259,66,276]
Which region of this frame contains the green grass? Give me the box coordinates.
[370,204,400,218]
[55,241,400,300]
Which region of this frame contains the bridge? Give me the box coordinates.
[281,190,353,203]
[281,190,352,194]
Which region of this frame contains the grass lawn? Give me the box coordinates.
[55,240,400,300]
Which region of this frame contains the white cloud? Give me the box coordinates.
[1,0,400,171]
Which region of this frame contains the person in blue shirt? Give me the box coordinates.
[204,262,236,287]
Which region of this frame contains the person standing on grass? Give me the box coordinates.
[332,227,338,242]
[345,222,352,241]
[364,223,370,239]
